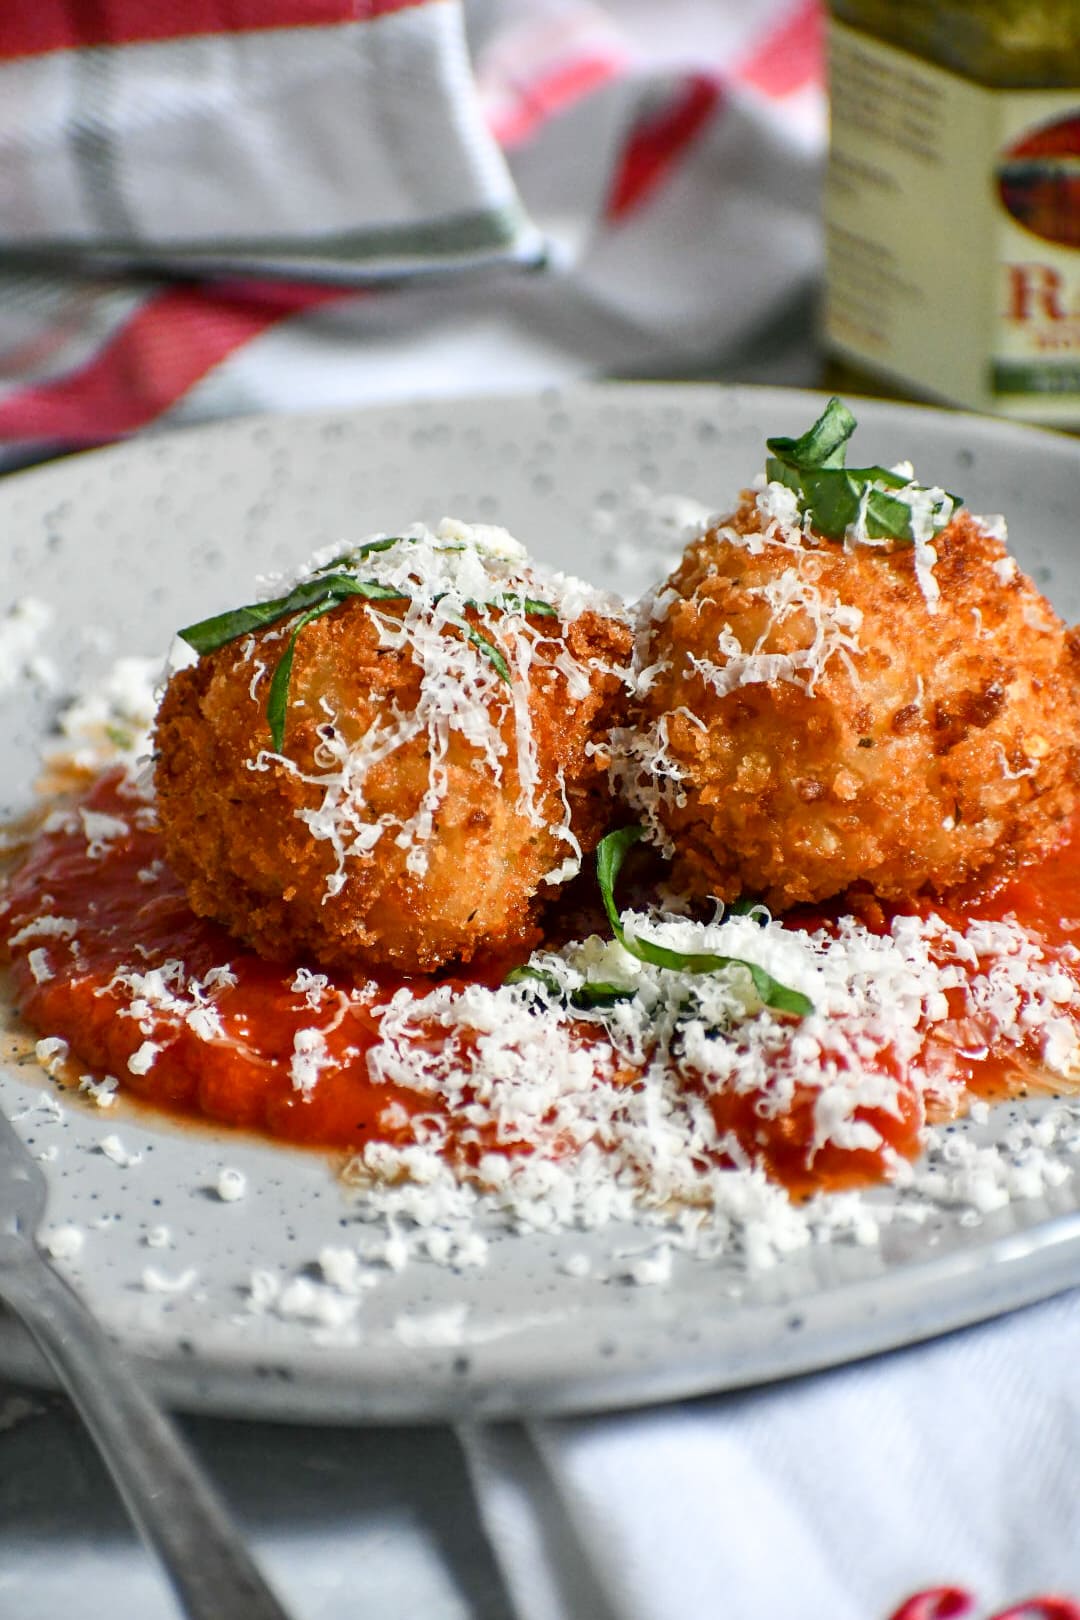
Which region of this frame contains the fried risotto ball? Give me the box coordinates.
[615,495,1080,910]
[155,530,631,974]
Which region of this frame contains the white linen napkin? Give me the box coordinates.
[460,1288,1080,1620]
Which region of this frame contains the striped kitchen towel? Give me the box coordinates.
[1,0,538,283]
[0,0,825,465]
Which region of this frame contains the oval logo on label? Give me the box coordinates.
[997,112,1080,249]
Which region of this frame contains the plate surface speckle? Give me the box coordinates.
[2,384,1080,1422]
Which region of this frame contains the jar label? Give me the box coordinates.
[825,18,1080,423]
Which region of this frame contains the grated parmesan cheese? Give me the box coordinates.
[44,1226,84,1263]
[79,808,130,859]
[99,1134,142,1168]
[34,1036,69,1072]
[9,915,78,946]
[8,491,1080,1308]
[0,599,55,697]
[684,569,863,699]
[127,1041,160,1076]
[215,1167,247,1203]
[79,1073,119,1108]
[52,655,161,772]
[27,948,53,984]
[290,1027,333,1098]
[243,522,630,891]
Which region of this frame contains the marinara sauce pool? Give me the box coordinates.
[3,766,1080,1199]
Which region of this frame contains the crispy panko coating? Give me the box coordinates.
[155,541,630,974]
[615,495,1080,909]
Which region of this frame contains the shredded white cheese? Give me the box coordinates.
[34,1036,69,1072]
[27,948,53,984]
[44,1226,84,1263]
[215,1167,247,1203]
[52,655,162,772]
[79,1073,119,1109]
[0,598,56,696]
[8,494,1080,1308]
[244,521,629,890]
[98,1134,142,1168]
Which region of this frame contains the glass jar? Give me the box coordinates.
[823,0,1080,423]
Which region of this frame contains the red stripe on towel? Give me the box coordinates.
[606,75,722,221]
[887,1590,974,1620]
[888,1590,1080,1620]
[0,281,344,446]
[735,0,823,98]
[0,0,434,60]
[490,51,626,149]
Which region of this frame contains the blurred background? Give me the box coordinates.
[0,0,826,470]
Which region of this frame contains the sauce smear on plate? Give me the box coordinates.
[3,768,1080,1199]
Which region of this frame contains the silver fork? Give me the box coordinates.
[0,1104,292,1620]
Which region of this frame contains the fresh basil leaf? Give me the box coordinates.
[179,574,405,655]
[178,598,297,655]
[180,574,410,750]
[763,456,804,496]
[459,621,511,684]
[311,536,408,573]
[505,965,563,996]
[863,482,959,542]
[763,400,961,545]
[788,467,862,540]
[595,827,812,1017]
[766,397,857,471]
[504,963,634,1011]
[265,601,342,752]
[851,464,907,490]
[596,825,648,936]
[801,469,955,544]
[570,982,636,1009]
[497,594,559,617]
[862,486,923,542]
[180,546,560,761]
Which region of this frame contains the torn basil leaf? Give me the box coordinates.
[310,536,409,574]
[266,602,339,752]
[178,574,405,656]
[764,397,959,544]
[504,964,634,1010]
[456,619,512,684]
[496,594,558,618]
[178,551,544,749]
[765,396,856,471]
[595,827,813,1017]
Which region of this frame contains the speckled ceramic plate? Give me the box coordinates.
[2,384,1080,1423]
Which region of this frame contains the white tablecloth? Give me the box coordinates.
[2,1290,1078,1618]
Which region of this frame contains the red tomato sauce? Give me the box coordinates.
[703,1052,925,1200]
[875,833,1080,1107]
[3,768,1079,1196]
[0,771,431,1149]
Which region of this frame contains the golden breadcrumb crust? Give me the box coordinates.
[155,599,630,973]
[620,501,1080,909]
